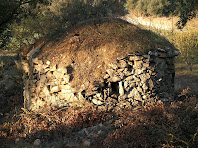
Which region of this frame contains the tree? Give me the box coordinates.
[0,0,51,33]
[0,0,126,51]
[0,0,51,50]
[175,0,198,29]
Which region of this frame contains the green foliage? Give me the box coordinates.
[0,0,126,51]
[175,0,198,29]
[0,0,52,50]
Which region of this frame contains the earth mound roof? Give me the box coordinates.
[25,18,177,90]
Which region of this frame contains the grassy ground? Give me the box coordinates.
[175,63,198,77]
[175,62,198,96]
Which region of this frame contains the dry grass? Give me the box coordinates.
[128,13,198,31]
[102,94,198,148]
[29,18,175,89]
[0,104,112,147]
[175,63,198,96]
[0,88,197,147]
[175,63,198,77]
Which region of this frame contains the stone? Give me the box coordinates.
[142,62,150,69]
[123,69,132,76]
[142,55,150,59]
[32,58,43,65]
[46,61,50,65]
[59,84,70,90]
[167,50,174,57]
[118,81,124,96]
[129,55,143,61]
[58,92,76,102]
[50,86,59,93]
[142,95,148,100]
[109,63,118,69]
[128,88,142,101]
[46,71,53,79]
[126,75,133,81]
[142,83,149,91]
[53,71,64,79]
[22,62,29,74]
[148,79,154,89]
[117,71,125,78]
[129,82,136,88]
[34,139,41,146]
[78,92,85,101]
[34,65,44,72]
[106,69,115,77]
[157,48,166,52]
[30,86,36,93]
[173,50,179,56]
[27,47,40,59]
[61,89,72,93]
[117,68,124,73]
[117,100,131,109]
[50,64,56,71]
[148,51,159,56]
[107,77,121,82]
[94,93,103,101]
[154,57,164,65]
[44,67,50,73]
[118,60,127,68]
[133,75,140,81]
[82,139,91,147]
[136,69,143,74]
[43,86,50,96]
[15,138,20,144]
[104,74,110,79]
[137,86,143,94]
[133,60,143,69]
[39,74,46,83]
[57,66,67,74]
[140,73,150,83]
[92,99,103,105]
[128,61,134,66]
[63,75,70,83]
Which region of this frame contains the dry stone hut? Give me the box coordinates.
[21,18,179,112]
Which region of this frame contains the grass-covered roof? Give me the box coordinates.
[26,18,176,89]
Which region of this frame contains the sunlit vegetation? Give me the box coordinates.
[144,22,198,71]
[0,0,198,147]
[125,0,198,28]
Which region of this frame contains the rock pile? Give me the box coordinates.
[22,47,178,112]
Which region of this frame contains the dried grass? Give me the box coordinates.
[0,89,197,147]
[29,18,175,89]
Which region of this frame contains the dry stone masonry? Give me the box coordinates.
[22,47,179,112]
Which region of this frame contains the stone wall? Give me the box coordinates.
[22,48,178,112]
